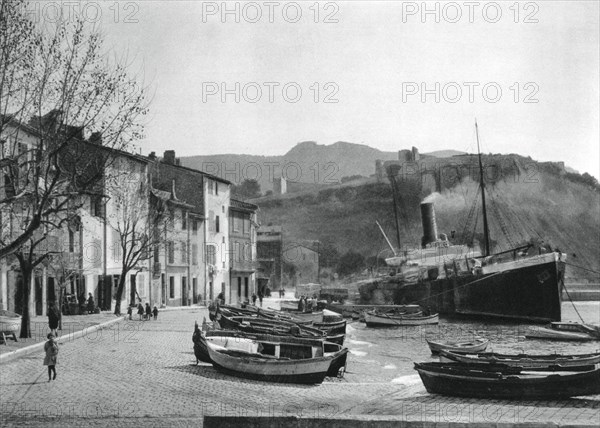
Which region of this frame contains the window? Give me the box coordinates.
[91,195,104,217]
[208,179,213,195]
[68,229,75,253]
[206,245,216,265]
[169,276,175,298]
[153,245,159,261]
[215,182,219,195]
[192,244,198,265]
[182,211,187,230]
[209,210,215,232]
[232,213,241,233]
[216,215,220,233]
[222,205,224,213]
[244,218,250,235]
[192,219,198,234]
[181,241,187,264]
[169,209,174,228]
[168,241,174,264]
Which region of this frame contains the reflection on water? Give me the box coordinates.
[343,302,600,383]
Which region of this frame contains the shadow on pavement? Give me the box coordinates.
[166,364,326,389]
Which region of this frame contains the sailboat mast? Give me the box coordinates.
[388,172,403,251]
[475,120,491,257]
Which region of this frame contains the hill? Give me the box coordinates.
[180,141,466,192]
[255,160,600,284]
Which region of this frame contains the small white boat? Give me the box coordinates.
[427,338,489,354]
[364,312,439,327]
[0,309,21,334]
[526,322,600,341]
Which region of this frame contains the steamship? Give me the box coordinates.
[368,123,566,323]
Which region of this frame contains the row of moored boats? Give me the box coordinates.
[192,304,349,384]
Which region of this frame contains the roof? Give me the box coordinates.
[258,225,282,234]
[230,198,258,213]
[151,161,204,215]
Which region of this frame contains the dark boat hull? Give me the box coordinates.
[211,361,329,384]
[414,363,600,399]
[366,252,565,323]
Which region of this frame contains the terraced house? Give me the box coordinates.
[1,114,250,318]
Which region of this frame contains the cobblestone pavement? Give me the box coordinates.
[1,308,599,427]
[0,312,124,355]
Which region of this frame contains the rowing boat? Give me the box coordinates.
[427,338,489,354]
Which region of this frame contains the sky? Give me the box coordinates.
[71,0,600,178]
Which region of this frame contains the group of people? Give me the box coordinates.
[127,302,159,321]
[296,295,317,313]
[251,291,264,307]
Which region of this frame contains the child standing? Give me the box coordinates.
[43,334,59,381]
[152,305,158,320]
[127,305,133,320]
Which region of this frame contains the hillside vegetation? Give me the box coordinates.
[257,168,600,283]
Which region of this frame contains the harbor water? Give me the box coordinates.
[339,301,600,383]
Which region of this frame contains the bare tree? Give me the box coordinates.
[0,2,148,337]
[108,168,166,315]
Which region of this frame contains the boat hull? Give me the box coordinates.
[207,345,340,384]
[0,311,21,334]
[364,313,439,327]
[427,339,489,355]
[363,252,565,323]
[439,350,600,369]
[526,327,597,341]
[415,363,600,399]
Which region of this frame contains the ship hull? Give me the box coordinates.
[453,253,564,323]
[363,252,565,323]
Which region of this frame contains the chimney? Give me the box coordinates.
[420,202,438,248]
[148,151,156,160]
[163,150,175,165]
[89,132,102,145]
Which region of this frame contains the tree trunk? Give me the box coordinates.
[113,273,128,315]
[19,265,32,338]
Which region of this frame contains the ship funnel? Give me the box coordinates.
[420,202,439,248]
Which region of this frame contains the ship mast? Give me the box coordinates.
[475,120,491,257]
[388,171,403,251]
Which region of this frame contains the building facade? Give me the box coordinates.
[1,117,244,317]
[256,226,283,295]
[228,199,258,304]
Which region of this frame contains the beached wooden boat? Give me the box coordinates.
[414,362,600,399]
[217,314,326,339]
[327,304,421,318]
[427,338,489,355]
[526,322,600,341]
[197,331,348,383]
[322,309,343,323]
[217,307,346,344]
[278,305,324,323]
[313,319,346,336]
[439,350,600,370]
[364,312,439,327]
[0,310,21,342]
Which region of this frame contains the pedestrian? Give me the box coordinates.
[217,292,225,306]
[47,302,59,337]
[137,302,144,320]
[145,303,151,320]
[152,305,158,320]
[258,291,263,307]
[43,333,59,382]
[127,305,133,320]
[300,296,307,313]
[251,293,257,306]
[297,296,303,311]
[87,293,95,314]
